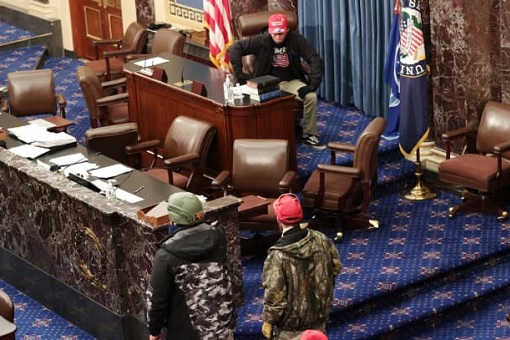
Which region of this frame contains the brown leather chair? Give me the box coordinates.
[85,21,148,81]
[85,122,141,168]
[438,101,510,221]
[77,65,130,128]
[125,116,216,194]
[126,28,185,61]
[237,10,304,120]
[0,290,16,340]
[1,69,66,119]
[302,117,386,241]
[211,139,297,232]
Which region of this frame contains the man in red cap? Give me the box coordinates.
[261,194,341,339]
[229,13,326,150]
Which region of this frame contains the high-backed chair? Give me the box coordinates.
[125,116,216,194]
[1,69,66,119]
[77,65,130,128]
[0,290,16,340]
[85,21,148,81]
[126,28,185,61]
[438,101,510,221]
[237,11,304,120]
[211,139,297,232]
[302,117,386,241]
[85,122,141,168]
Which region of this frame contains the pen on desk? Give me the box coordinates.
[133,186,145,194]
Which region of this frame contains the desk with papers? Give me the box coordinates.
[0,113,244,339]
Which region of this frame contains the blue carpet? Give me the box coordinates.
[2,23,510,340]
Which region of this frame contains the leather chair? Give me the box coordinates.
[85,122,141,168]
[126,28,185,61]
[76,65,130,128]
[1,69,66,119]
[211,139,297,232]
[0,290,16,340]
[85,21,148,81]
[438,101,510,221]
[237,10,304,120]
[302,117,386,241]
[125,116,216,194]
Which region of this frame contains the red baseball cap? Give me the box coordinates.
[273,193,303,224]
[300,330,328,340]
[268,13,289,34]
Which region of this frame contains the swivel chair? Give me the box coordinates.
[302,117,386,241]
[438,100,510,221]
[0,290,15,340]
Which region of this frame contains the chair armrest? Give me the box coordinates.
[441,125,478,142]
[102,77,127,89]
[164,153,200,168]
[279,170,297,192]
[103,48,134,59]
[56,93,67,118]
[96,93,129,106]
[494,140,510,154]
[211,170,231,190]
[317,163,362,178]
[126,53,152,62]
[125,139,161,154]
[327,142,355,164]
[93,38,122,47]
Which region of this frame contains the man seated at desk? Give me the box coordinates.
[229,13,326,150]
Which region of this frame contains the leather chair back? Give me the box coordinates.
[476,101,510,159]
[353,117,386,186]
[7,69,57,116]
[231,139,289,197]
[151,28,185,56]
[85,122,139,166]
[122,21,149,54]
[77,65,104,127]
[162,116,216,174]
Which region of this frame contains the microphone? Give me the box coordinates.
[178,30,192,87]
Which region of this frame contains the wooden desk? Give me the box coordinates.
[124,53,297,173]
[43,115,74,132]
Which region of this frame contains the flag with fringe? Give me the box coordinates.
[398,0,429,157]
[203,0,234,72]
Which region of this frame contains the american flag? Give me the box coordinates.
[203,0,234,72]
[400,16,423,59]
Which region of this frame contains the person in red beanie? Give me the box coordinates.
[261,194,341,339]
[300,329,329,340]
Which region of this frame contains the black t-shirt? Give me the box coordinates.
[270,44,293,81]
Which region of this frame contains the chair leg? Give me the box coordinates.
[449,191,509,221]
[343,215,380,231]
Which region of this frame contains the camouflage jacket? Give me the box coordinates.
[262,227,342,332]
[146,223,236,340]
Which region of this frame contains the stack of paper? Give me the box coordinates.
[8,124,76,148]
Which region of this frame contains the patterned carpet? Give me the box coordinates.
[1,21,510,340]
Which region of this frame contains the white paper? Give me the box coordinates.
[8,124,48,143]
[8,144,50,159]
[133,56,169,67]
[63,162,99,177]
[49,153,87,166]
[31,132,76,148]
[89,164,133,179]
[28,118,56,129]
[92,179,144,204]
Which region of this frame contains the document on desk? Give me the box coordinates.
[28,118,56,129]
[8,144,50,159]
[49,153,87,166]
[92,179,144,204]
[133,56,169,67]
[89,164,133,179]
[8,124,76,147]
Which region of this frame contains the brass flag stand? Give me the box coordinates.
[403,148,436,200]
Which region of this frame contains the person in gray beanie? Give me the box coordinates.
[146,192,236,340]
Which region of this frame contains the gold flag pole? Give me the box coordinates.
[403,147,436,200]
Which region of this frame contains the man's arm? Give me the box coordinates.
[146,250,173,337]
[294,33,325,89]
[261,251,288,324]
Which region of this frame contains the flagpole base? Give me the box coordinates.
[402,159,436,201]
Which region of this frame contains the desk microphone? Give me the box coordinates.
[179,30,192,86]
[139,57,154,76]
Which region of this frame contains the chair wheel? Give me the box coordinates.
[498,211,509,222]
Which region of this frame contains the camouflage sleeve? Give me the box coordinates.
[329,241,342,277]
[261,250,288,325]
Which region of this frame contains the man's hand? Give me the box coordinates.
[149,334,163,340]
[261,322,273,338]
[297,85,314,99]
[236,73,250,85]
